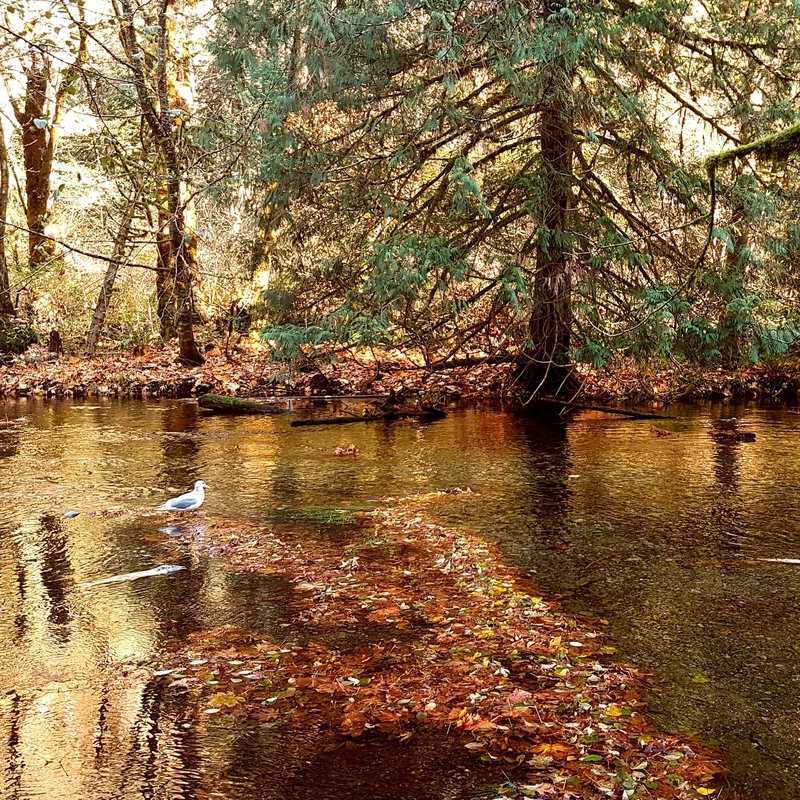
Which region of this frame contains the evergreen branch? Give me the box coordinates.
[616,56,740,145]
[575,148,693,270]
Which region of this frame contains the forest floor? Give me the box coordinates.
[1,340,799,404]
[145,491,727,800]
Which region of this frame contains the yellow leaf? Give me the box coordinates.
[532,743,573,757]
[207,692,244,708]
[696,789,716,796]
[605,704,624,717]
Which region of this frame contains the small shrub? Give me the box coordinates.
[0,320,37,353]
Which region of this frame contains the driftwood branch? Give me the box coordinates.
[533,396,675,419]
[427,355,514,371]
[291,402,447,427]
[291,416,368,427]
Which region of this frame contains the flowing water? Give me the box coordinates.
[0,399,798,798]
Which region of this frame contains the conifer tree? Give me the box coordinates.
[213,0,800,386]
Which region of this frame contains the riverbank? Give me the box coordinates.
[1,341,799,404]
[152,492,727,800]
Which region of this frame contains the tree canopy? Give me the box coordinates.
[0,0,800,391]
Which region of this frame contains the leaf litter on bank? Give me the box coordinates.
[148,491,726,800]
[3,340,800,403]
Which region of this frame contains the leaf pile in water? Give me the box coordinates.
[153,492,724,799]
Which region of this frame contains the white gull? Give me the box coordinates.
[158,480,209,511]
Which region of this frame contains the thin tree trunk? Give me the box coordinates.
[0,116,15,316]
[155,187,176,338]
[521,2,577,397]
[85,205,135,355]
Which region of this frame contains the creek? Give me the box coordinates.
[0,399,797,799]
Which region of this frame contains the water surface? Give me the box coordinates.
[0,399,798,798]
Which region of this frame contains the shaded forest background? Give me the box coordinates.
[1,0,799,395]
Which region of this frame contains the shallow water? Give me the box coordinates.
[0,399,798,798]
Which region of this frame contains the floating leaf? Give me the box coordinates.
[692,675,710,683]
[207,692,244,708]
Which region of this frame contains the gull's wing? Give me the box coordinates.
[168,495,198,510]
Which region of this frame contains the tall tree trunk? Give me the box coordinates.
[0,116,15,316]
[167,170,204,365]
[163,0,203,366]
[116,0,203,365]
[15,52,56,270]
[10,11,86,272]
[85,205,135,355]
[520,1,577,397]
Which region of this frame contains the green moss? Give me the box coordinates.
[281,503,376,525]
[705,123,800,172]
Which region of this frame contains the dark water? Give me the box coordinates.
[0,399,798,798]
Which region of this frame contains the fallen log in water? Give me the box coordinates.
[197,394,292,414]
[531,396,675,420]
[291,404,447,427]
[291,416,369,427]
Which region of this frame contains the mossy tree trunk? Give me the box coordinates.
[155,185,176,338]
